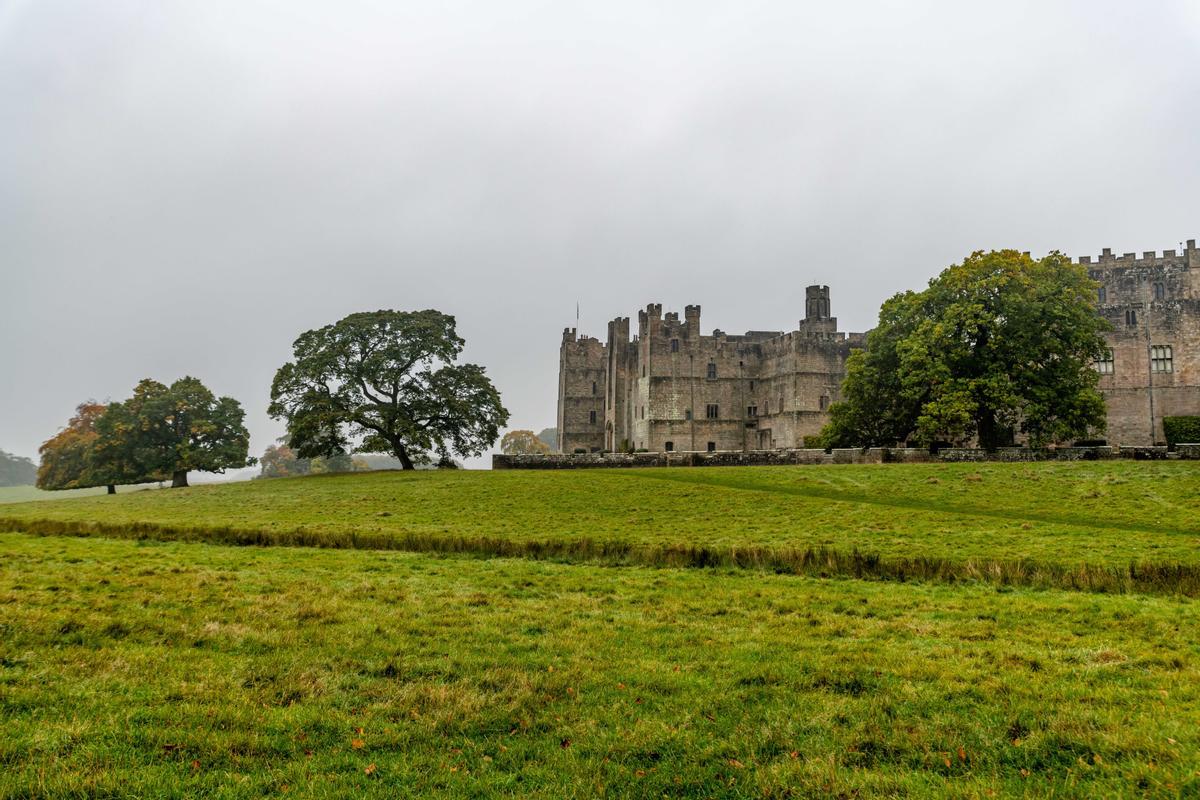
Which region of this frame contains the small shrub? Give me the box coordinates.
[1163,416,1200,448]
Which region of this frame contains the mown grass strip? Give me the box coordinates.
[4,516,1200,597]
[631,469,1200,537]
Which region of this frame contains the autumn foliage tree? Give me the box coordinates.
[269,310,509,469]
[37,402,119,493]
[500,429,552,455]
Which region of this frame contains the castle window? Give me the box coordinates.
[665,441,674,452]
[747,405,757,417]
[763,400,769,415]
[749,380,754,391]
[642,365,646,377]
[1151,345,1173,373]
[1125,309,1138,326]
[706,362,717,379]
[1095,349,1115,375]
[706,404,719,419]
[707,442,716,452]
[819,395,830,411]
[685,409,692,421]
[589,410,597,424]
[671,339,679,352]
[1154,283,1165,301]
[1097,286,1107,304]
[592,381,597,395]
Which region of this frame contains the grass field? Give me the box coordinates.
[1,533,1197,798]
[2,461,1199,594]
[1,461,1198,797]
[0,485,117,504]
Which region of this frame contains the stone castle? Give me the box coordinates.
[556,240,1200,452]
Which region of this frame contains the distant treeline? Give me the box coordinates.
[257,444,450,478]
[0,450,37,487]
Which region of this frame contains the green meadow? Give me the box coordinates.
[3,462,1199,592]
[1,461,1198,797]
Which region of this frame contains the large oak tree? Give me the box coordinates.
[93,377,254,487]
[822,250,1110,450]
[269,309,509,469]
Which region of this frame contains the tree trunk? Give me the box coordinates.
[395,444,415,471]
[107,484,116,495]
[171,470,189,488]
[978,409,998,452]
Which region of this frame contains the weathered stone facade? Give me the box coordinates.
[557,286,865,453]
[556,240,1200,452]
[1085,240,1200,444]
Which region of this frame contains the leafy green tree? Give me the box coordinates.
[37,403,119,493]
[94,377,254,488]
[0,449,37,487]
[501,429,552,455]
[822,250,1110,450]
[269,310,509,469]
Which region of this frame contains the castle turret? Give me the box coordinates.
[805,285,831,321]
[685,304,701,338]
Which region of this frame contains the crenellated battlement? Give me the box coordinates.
[1078,239,1196,267]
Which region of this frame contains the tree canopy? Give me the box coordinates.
[501,429,552,456]
[269,309,509,469]
[821,250,1110,450]
[36,402,119,492]
[87,377,254,488]
[0,449,37,487]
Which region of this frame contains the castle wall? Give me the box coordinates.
[1084,240,1200,444]
[584,287,860,453]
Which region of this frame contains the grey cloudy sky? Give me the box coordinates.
[2,0,1199,467]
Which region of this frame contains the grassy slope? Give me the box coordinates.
[1,533,1196,798]
[1,462,1198,586]
[0,485,111,504]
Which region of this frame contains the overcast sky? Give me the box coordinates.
[2,0,1199,468]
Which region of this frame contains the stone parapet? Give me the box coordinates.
[493,445,1183,469]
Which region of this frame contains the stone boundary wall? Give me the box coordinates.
[493,445,1197,469]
